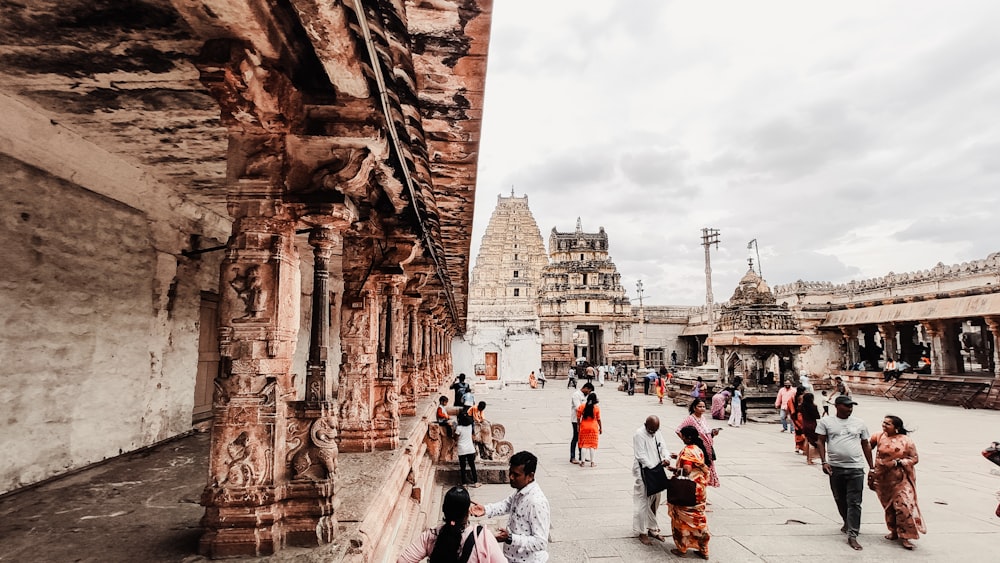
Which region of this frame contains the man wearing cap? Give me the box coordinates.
[815,395,874,551]
[774,380,796,432]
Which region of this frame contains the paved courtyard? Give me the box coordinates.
[1,382,998,563]
[466,381,1000,562]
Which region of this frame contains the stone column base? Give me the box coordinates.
[199,493,279,558]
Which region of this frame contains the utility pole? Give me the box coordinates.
[701,228,721,365]
[636,280,645,370]
[747,238,762,278]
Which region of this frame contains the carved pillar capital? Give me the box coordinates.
[196,38,303,133]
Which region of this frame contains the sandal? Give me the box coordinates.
[670,548,687,557]
[884,533,898,541]
[648,531,666,542]
[901,539,914,550]
[638,534,653,546]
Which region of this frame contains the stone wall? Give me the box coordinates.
[0,155,221,494]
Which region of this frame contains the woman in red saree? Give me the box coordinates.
[789,385,806,454]
[675,399,721,488]
[669,425,711,559]
[869,415,926,550]
[799,392,821,464]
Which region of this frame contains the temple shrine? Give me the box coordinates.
[460,193,548,384]
[537,219,637,376]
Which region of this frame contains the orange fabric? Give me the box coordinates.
[669,445,711,556]
[576,404,601,449]
[870,432,926,540]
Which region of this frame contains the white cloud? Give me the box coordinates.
[472,0,1000,305]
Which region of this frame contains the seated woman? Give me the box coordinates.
[710,390,730,420]
[396,486,506,562]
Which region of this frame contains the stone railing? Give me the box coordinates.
[774,252,1000,297]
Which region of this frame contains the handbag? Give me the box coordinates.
[666,475,698,507]
[641,464,670,496]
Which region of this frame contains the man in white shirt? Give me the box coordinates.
[471,451,550,562]
[816,396,873,551]
[569,382,593,464]
[633,415,672,545]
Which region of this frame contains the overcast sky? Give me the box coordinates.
[469,0,1000,306]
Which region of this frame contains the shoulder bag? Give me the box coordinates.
[640,439,670,496]
[459,525,484,563]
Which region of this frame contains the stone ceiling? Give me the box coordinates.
[0,0,492,329]
[0,0,227,206]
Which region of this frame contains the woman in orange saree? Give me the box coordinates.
[790,385,806,454]
[669,425,711,559]
[869,415,926,550]
[576,393,602,467]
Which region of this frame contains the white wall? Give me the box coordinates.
[0,155,222,494]
[457,325,542,387]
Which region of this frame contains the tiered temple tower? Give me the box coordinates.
[538,219,634,377]
[463,193,548,383]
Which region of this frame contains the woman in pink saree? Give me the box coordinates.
[675,398,720,488]
[868,415,926,550]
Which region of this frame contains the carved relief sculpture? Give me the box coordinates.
[229,264,268,320]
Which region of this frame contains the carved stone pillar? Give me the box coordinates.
[444,328,455,379]
[920,320,961,376]
[337,261,406,452]
[196,38,355,557]
[338,285,378,452]
[305,227,337,402]
[878,323,898,364]
[840,326,859,368]
[372,272,406,449]
[985,316,1000,375]
[399,297,420,416]
[433,325,444,383]
[419,317,433,396]
[280,218,352,548]
[200,199,301,557]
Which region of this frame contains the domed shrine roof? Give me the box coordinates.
[729,267,776,306]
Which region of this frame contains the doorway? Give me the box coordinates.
[192,292,220,423]
[485,352,498,380]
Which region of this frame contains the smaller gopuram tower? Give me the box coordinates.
[538,219,634,377]
[463,193,548,383]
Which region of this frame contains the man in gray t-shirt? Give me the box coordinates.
[816,395,873,551]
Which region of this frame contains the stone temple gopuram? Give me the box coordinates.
[1,1,494,560]
[538,219,636,376]
[459,193,548,384]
